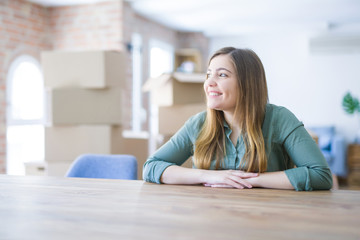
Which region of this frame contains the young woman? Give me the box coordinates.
[143,47,332,191]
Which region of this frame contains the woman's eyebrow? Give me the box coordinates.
[216,67,232,73]
[207,68,232,73]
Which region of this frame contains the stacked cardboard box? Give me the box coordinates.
[46,87,123,125]
[143,72,205,106]
[158,103,206,135]
[143,72,207,168]
[42,51,125,88]
[39,50,148,179]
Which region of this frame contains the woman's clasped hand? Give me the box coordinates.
[202,170,258,189]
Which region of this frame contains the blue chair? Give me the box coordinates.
[308,126,347,178]
[66,154,138,180]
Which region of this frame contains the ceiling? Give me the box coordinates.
[25,0,360,37]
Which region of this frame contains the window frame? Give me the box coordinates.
[6,55,45,126]
[6,54,45,175]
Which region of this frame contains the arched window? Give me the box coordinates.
[6,55,45,175]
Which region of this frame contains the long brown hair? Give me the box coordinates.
[194,47,268,172]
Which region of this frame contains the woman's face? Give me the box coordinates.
[204,54,238,113]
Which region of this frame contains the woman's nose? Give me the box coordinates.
[206,76,216,86]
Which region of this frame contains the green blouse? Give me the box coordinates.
[143,104,333,191]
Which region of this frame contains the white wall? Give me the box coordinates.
[210,33,360,143]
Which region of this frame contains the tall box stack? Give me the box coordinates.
[41,51,148,179]
[143,71,207,168]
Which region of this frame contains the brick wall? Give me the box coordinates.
[0,0,51,173]
[0,0,209,173]
[48,1,123,51]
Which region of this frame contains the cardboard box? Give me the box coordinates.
[42,50,126,88]
[158,103,206,135]
[45,126,149,179]
[120,134,149,180]
[46,87,122,125]
[45,125,123,163]
[143,72,206,106]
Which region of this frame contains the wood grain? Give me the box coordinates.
[0,174,359,240]
[348,144,360,186]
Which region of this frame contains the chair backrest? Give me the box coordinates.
[65,154,138,180]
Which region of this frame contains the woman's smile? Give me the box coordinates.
[208,91,222,97]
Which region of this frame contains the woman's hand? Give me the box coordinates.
[200,170,258,189]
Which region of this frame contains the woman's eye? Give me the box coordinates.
[206,73,211,79]
[219,73,227,77]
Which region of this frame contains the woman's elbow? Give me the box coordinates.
[324,169,333,190]
[312,167,333,190]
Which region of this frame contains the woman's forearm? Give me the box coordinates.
[246,171,294,190]
[161,166,294,190]
[160,165,206,185]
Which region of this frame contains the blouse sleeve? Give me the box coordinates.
[276,108,333,191]
[283,126,333,191]
[142,112,205,184]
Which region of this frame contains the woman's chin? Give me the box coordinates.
[207,104,221,111]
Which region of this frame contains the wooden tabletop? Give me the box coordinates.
[0,174,359,240]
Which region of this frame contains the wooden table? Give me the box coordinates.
[0,175,359,240]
